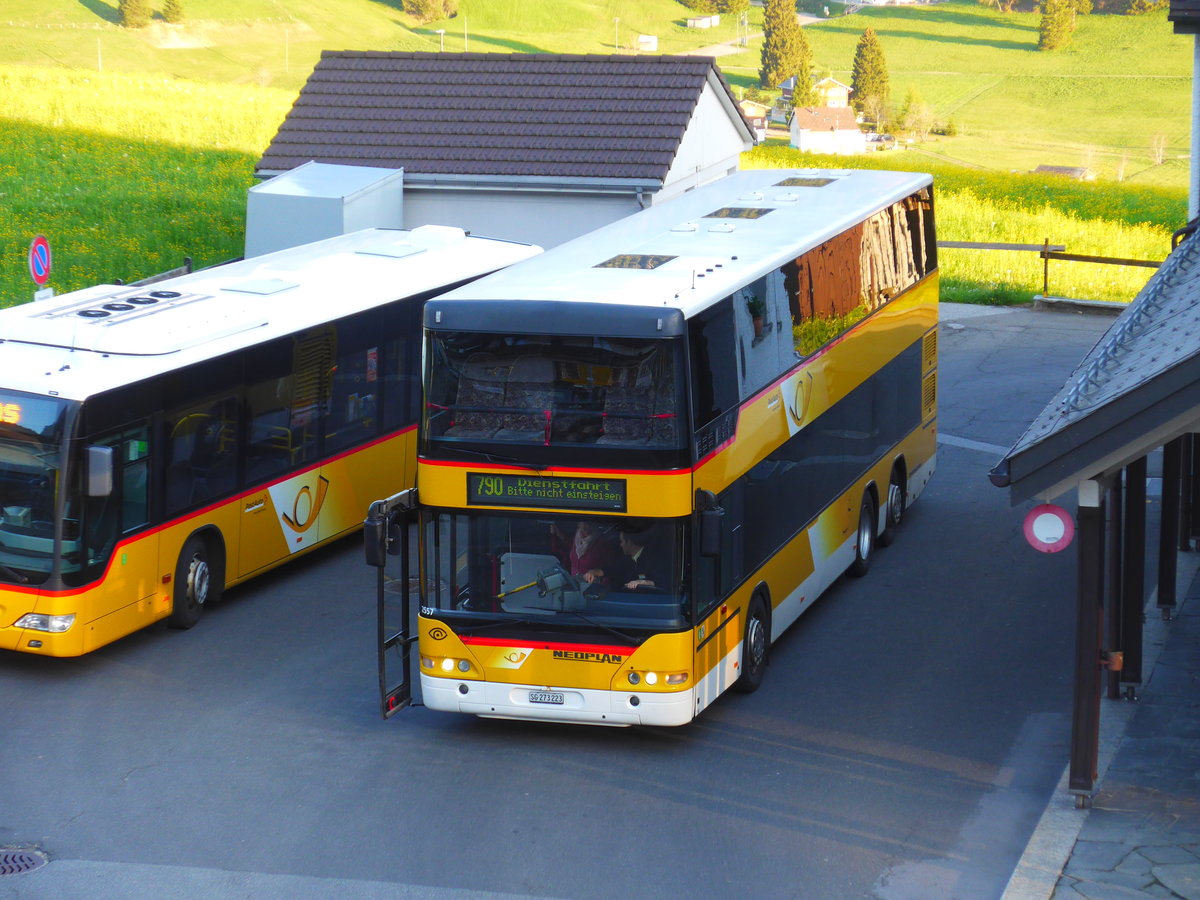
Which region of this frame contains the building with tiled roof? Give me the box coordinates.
[254,51,756,249]
[788,106,866,156]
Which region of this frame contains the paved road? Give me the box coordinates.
[0,304,1115,900]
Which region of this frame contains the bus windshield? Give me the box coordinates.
[423,332,686,460]
[422,511,690,635]
[0,391,72,586]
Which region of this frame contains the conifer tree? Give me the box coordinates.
[759,0,813,102]
[404,0,458,24]
[850,28,889,123]
[164,0,186,24]
[1038,0,1074,49]
[119,0,152,28]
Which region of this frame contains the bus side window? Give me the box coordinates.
[82,423,149,571]
[694,484,743,618]
[379,329,410,434]
[687,298,738,430]
[245,335,326,483]
[164,396,239,514]
[120,427,150,533]
[326,312,381,453]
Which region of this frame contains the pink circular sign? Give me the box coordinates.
[1023,504,1075,553]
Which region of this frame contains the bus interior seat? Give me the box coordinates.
[598,361,665,445]
[443,355,509,440]
[495,356,555,443]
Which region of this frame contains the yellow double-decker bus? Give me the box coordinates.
[367,169,938,724]
[0,227,538,656]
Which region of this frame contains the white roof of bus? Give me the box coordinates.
[0,226,540,402]
[434,168,933,318]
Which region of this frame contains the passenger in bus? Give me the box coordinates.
[550,520,620,586]
[568,526,665,591]
[615,529,668,591]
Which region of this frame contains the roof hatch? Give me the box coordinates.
[594,254,678,270]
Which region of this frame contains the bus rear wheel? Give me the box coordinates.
[878,466,906,548]
[734,595,770,693]
[167,535,222,629]
[847,494,876,578]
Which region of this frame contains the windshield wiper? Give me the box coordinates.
[0,564,29,584]
[455,615,558,635]
[434,446,545,472]
[518,607,640,646]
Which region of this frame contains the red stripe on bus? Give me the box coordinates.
[420,458,690,478]
[459,635,636,655]
[0,426,416,598]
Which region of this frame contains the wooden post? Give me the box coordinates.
[1105,477,1123,700]
[1180,434,1193,552]
[1070,480,1105,801]
[1042,237,1051,296]
[1191,434,1200,544]
[1160,438,1182,618]
[1120,457,1147,695]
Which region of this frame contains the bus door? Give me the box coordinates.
[363,488,417,717]
[80,423,156,629]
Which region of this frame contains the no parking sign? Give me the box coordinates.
[1023,504,1075,553]
[28,235,52,286]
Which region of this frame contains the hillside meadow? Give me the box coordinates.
[0,0,762,91]
[0,1,1190,305]
[720,4,1192,188]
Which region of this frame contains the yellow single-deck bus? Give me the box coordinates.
[0,226,539,656]
[366,169,938,724]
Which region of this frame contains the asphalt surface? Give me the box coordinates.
[2,303,1157,900]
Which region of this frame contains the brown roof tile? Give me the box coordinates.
[257,51,752,182]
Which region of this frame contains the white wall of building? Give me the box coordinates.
[658,82,749,203]
[401,188,644,249]
[790,126,866,156]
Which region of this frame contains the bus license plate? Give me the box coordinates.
[529,691,564,705]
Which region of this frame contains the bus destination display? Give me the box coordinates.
[467,473,627,512]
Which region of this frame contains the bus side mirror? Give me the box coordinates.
[363,514,389,569]
[364,489,416,567]
[696,489,723,558]
[700,507,724,557]
[87,446,114,497]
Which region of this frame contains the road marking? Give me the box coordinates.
[938,432,1009,456]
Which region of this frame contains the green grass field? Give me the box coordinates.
[720,4,1192,187]
[0,0,1190,306]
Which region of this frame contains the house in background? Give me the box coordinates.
[738,99,770,142]
[1033,164,1096,182]
[813,77,853,109]
[253,51,756,251]
[775,75,855,123]
[789,106,867,155]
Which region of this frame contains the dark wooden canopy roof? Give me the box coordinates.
[991,230,1200,503]
[1169,0,1200,33]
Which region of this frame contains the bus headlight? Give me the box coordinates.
[15,613,75,634]
[427,655,473,675]
[627,669,688,688]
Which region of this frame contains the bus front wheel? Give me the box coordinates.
[848,494,876,578]
[168,535,222,629]
[734,595,770,693]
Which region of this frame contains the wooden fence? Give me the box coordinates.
[938,239,1162,302]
